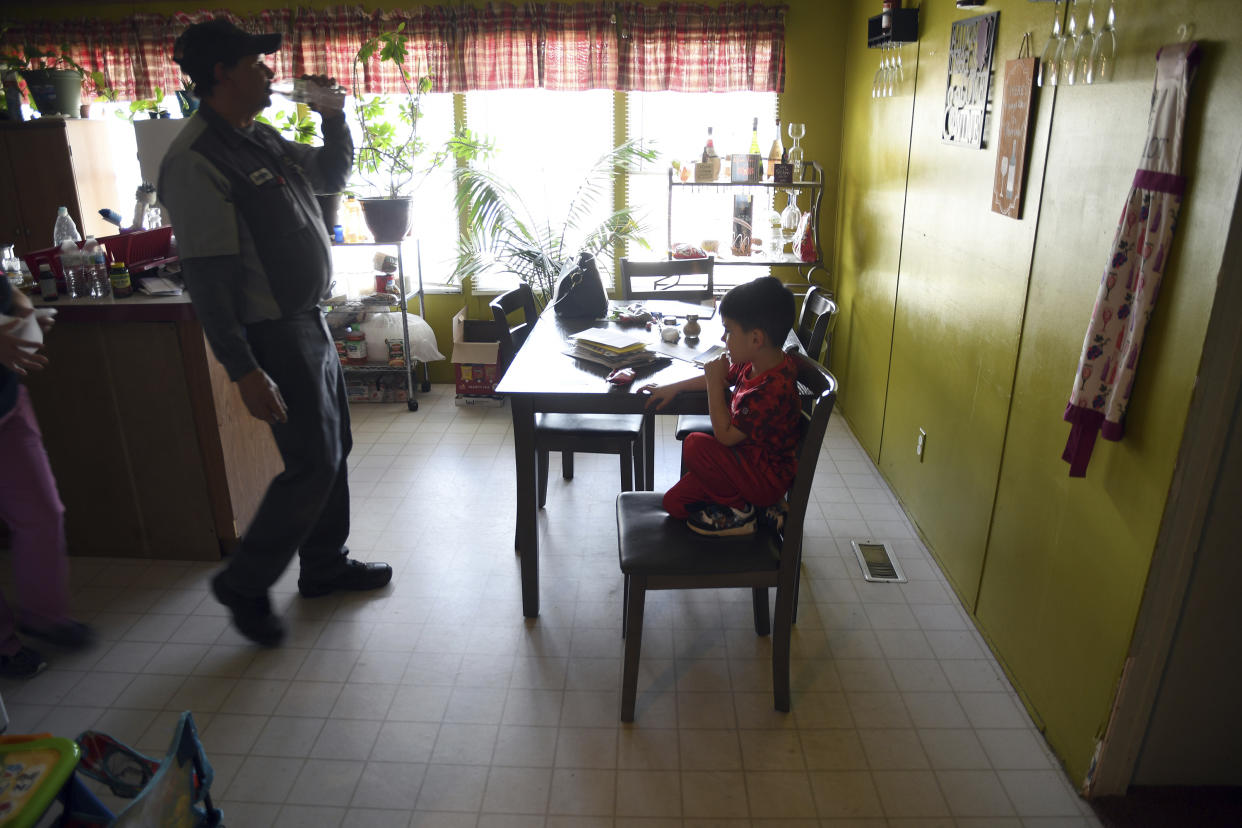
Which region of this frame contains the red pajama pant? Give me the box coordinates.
[663,432,788,519]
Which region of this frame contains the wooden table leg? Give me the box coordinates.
[511,396,539,617]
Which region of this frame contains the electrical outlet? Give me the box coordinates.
[916,428,926,461]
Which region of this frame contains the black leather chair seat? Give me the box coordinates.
[617,492,780,576]
[537,412,646,439]
[673,413,714,442]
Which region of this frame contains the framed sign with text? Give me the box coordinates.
[943,11,999,148]
[992,54,1038,218]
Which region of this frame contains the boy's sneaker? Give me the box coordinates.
[0,646,48,679]
[758,498,789,534]
[688,503,757,537]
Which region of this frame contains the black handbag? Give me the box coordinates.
[551,252,608,319]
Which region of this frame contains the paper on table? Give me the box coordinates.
[136,276,183,296]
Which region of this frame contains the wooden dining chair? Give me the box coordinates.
[615,352,838,720]
[674,284,838,465]
[618,256,715,301]
[490,283,645,512]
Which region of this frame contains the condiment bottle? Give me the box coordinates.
[109,261,133,298]
[38,263,58,301]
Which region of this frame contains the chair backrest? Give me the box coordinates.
[489,283,539,374]
[619,256,715,301]
[778,353,839,573]
[795,286,839,364]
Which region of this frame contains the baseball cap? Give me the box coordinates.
[173,19,282,81]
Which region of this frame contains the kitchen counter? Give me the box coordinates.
[21,290,283,560]
[33,291,197,322]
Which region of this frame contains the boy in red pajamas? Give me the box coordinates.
[642,277,800,536]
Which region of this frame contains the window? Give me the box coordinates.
[463,89,615,291]
[625,90,780,288]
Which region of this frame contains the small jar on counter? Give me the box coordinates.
[108,261,133,298]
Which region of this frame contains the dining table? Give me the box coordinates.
[496,299,728,618]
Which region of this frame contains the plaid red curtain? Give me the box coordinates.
[3,3,785,99]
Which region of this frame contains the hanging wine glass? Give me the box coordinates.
[1037,0,1063,88]
[1091,0,1117,83]
[1077,0,1097,84]
[1062,0,1080,85]
[787,122,806,181]
[779,190,801,245]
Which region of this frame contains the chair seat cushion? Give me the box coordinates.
[617,492,780,575]
[537,412,644,438]
[674,414,714,441]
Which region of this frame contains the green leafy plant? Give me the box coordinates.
[256,106,318,144]
[453,139,657,306]
[350,23,491,198]
[86,70,116,103]
[1,39,107,112]
[118,85,165,121]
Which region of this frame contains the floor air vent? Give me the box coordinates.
[851,540,907,583]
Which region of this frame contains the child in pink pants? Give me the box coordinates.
[0,277,92,677]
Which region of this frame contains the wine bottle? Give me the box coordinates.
[749,117,760,155]
[767,118,783,178]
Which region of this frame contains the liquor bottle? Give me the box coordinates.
[702,126,717,161]
[702,126,721,179]
[767,118,783,179]
[749,117,761,155]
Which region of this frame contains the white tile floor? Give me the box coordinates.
[0,385,1103,827]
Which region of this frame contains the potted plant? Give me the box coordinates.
[2,42,93,118]
[452,139,657,307]
[350,23,491,242]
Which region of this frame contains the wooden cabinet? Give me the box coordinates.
[0,119,117,256]
[21,299,284,560]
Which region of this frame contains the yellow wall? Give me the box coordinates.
[832,0,1241,784]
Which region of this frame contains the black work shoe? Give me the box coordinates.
[298,559,393,598]
[19,620,94,650]
[0,646,47,678]
[211,573,285,647]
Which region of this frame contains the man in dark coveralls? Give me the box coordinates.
[159,20,390,646]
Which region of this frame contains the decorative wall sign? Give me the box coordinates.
[992,50,1038,218]
[943,11,999,148]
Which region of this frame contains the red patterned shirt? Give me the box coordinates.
[727,352,801,490]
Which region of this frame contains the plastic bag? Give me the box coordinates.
[405,312,444,363]
[363,312,445,364]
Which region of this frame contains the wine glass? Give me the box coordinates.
[1037,0,1063,88]
[780,190,801,240]
[1091,0,1117,83]
[1062,0,1080,85]
[1076,0,1097,84]
[787,122,806,181]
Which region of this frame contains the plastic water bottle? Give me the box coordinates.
[58,240,82,299]
[53,206,81,247]
[81,236,109,298]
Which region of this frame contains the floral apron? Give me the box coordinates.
[1062,41,1202,478]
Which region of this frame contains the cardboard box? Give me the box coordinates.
[451,307,503,405]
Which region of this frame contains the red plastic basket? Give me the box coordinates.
[23,227,177,286]
[100,226,176,274]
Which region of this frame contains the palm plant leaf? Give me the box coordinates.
[454,139,657,307]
